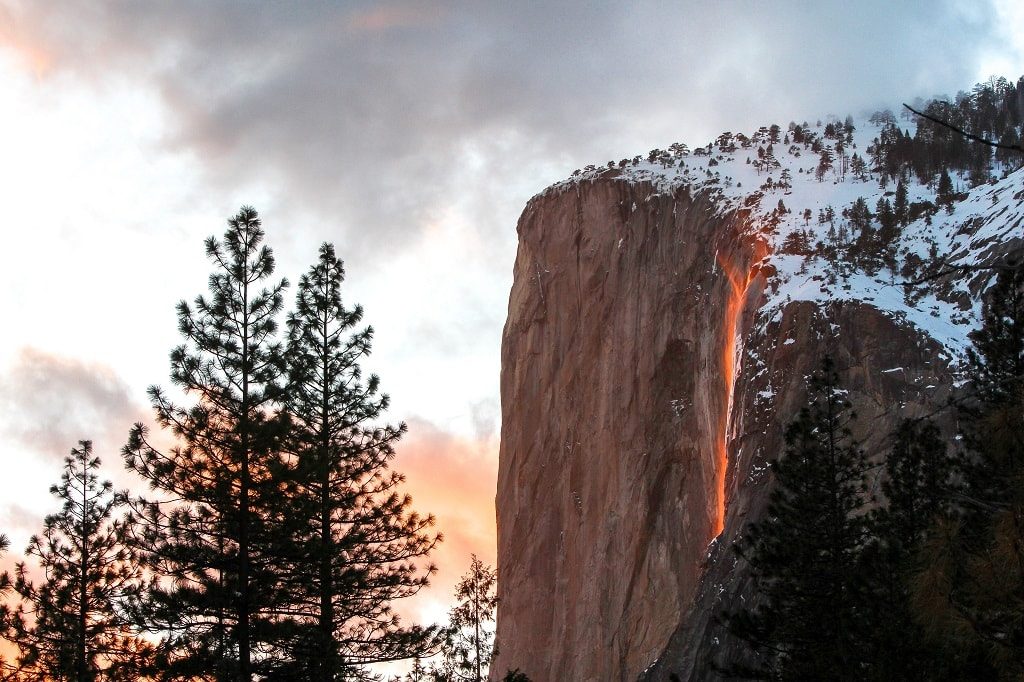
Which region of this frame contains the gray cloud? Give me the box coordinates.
[469,397,499,444]
[2,502,40,536]
[3,1,1009,262]
[1,1,1011,382]
[0,347,144,461]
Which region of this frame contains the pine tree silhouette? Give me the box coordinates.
[912,261,1024,675]
[6,441,150,680]
[123,206,290,680]
[274,243,439,679]
[440,555,498,682]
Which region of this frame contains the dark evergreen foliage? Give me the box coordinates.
[719,368,988,680]
[780,229,812,256]
[966,261,1024,409]
[0,534,11,676]
[436,555,497,682]
[869,76,1024,188]
[847,197,872,239]
[719,357,874,680]
[500,671,530,682]
[936,169,955,213]
[4,442,150,680]
[878,420,953,549]
[275,242,439,679]
[815,148,833,181]
[122,207,291,680]
[858,420,972,681]
[907,261,1024,677]
[894,179,910,226]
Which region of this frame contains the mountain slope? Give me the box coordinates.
[493,78,1024,681]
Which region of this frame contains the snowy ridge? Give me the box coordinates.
[542,112,1024,368]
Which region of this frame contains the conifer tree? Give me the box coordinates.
[894,178,910,226]
[277,243,439,679]
[403,657,429,682]
[955,259,1024,522]
[850,153,868,181]
[996,128,1022,169]
[965,261,1024,410]
[937,169,955,213]
[499,671,530,682]
[0,534,14,676]
[438,555,498,682]
[856,419,970,681]
[879,419,953,549]
[875,197,897,244]
[5,441,150,680]
[815,148,834,181]
[719,357,873,680]
[123,206,289,680]
[911,261,1024,674]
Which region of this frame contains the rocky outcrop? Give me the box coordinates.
[491,175,958,681]
[642,296,955,680]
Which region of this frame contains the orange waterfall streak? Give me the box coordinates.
[714,242,768,536]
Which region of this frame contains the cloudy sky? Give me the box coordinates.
[0,0,1022,627]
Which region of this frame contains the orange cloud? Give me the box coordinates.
[0,347,149,478]
[390,417,498,626]
[345,3,445,33]
[0,6,52,77]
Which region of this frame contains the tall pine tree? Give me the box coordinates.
[437,555,498,682]
[878,419,953,551]
[720,357,873,680]
[276,243,439,679]
[894,178,910,226]
[937,169,955,213]
[912,260,1024,675]
[5,441,149,680]
[858,419,972,680]
[123,207,289,680]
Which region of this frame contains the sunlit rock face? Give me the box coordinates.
[492,124,1022,680]
[492,178,768,681]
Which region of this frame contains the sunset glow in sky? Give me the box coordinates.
[1,0,1023,633]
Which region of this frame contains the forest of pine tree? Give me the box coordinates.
[719,259,1024,681]
[0,208,464,681]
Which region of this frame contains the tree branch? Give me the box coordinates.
[903,103,1024,153]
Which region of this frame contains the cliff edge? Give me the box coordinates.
[492,109,1023,680]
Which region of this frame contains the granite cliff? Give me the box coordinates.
[492,102,1024,681]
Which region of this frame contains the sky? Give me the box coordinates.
[0,0,1022,639]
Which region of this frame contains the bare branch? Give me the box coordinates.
[903,103,1024,153]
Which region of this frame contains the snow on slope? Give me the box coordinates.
[543,113,1024,369]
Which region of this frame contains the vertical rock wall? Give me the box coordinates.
[491,177,955,681]
[492,177,763,681]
